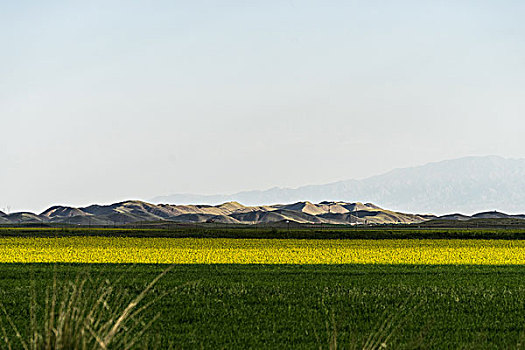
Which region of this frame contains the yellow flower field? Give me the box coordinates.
[0,237,525,264]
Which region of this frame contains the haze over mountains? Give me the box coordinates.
[152,156,525,215]
[2,156,524,225]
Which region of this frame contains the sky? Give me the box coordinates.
[1,0,524,213]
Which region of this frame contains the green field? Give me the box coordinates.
[1,226,524,348]
[2,225,525,240]
[2,264,525,349]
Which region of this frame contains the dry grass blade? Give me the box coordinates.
[0,320,13,350]
[329,309,337,350]
[0,302,29,350]
[122,312,161,350]
[362,299,420,350]
[29,277,38,350]
[363,311,396,350]
[101,265,174,347]
[45,272,57,350]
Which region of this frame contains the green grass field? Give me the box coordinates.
[2,225,525,239]
[1,264,525,349]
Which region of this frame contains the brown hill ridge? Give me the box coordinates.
[5,200,525,226]
[0,200,434,226]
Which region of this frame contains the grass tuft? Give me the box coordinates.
[0,266,174,350]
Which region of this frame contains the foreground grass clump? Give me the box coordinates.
[1,264,525,349]
[0,267,172,350]
[0,237,525,264]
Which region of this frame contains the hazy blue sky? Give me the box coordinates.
[2,1,524,212]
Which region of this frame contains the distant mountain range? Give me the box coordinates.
[151,156,525,215]
[2,156,524,225]
[1,199,525,226]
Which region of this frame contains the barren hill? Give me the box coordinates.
[0,200,436,226]
[2,199,524,226]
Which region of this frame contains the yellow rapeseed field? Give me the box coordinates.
[0,237,524,264]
